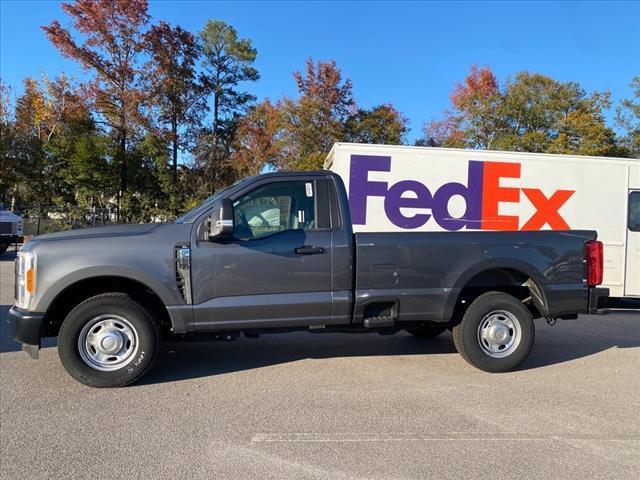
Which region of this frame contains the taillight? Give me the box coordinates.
[586,240,603,286]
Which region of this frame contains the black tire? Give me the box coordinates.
[0,245,8,255]
[406,324,448,339]
[58,293,160,387]
[452,291,534,373]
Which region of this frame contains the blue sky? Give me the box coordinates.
[1,0,638,142]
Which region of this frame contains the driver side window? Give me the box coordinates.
[233,181,317,239]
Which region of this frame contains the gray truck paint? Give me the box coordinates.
[15,171,600,342]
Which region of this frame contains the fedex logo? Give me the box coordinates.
[348,155,575,231]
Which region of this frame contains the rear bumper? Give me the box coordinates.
[600,296,640,310]
[8,306,45,358]
[588,287,610,315]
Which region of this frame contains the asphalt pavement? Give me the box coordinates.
[1,249,639,479]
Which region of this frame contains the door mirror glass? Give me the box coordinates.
[208,198,234,239]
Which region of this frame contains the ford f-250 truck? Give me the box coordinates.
[10,171,609,387]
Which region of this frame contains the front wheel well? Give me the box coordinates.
[44,276,172,338]
[451,268,545,324]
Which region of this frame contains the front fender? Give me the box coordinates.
[34,265,181,313]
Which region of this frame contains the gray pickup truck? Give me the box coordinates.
[10,171,609,387]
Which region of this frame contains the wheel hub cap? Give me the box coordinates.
[77,315,139,372]
[488,324,509,343]
[98,331,124,354]
[477,310,522,358]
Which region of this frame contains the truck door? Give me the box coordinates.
[190,178,337,329]
[625,190,640,297]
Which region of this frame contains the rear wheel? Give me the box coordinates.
[406,324,448,339]
[0,245,8,255]
[452,291,534,372]
[58,293,159,387]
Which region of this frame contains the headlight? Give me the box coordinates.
[15,251,36,310]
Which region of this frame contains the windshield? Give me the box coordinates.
[174,176,255,223]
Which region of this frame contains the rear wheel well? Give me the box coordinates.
[451,268,544,324]
[44,277,172,337]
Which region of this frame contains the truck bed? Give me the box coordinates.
[354,230,596,323]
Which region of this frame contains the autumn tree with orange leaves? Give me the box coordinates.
[422,65,620,157]
[144,21,204,185]
[233,58,409,173]
[43,0,150,218]
[280,58,355,170]
[7,74,112,213]
[232,99,286,176]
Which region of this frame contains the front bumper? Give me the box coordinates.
[8,306,45,359]
[1,235,23,245]
[588,287,610,315]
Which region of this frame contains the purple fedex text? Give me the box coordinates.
[348,154,484,231]
[348,155,575,231]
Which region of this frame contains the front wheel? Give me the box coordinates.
[58,293,159,387]
[452,291,534,373]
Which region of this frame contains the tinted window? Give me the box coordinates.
[630,192,640,232]
[233,181,317,239]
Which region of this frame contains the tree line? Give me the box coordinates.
[1,0,638,223]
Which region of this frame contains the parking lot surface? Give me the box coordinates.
[1,249,639,479]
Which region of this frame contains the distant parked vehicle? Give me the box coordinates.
[0,205,23,255]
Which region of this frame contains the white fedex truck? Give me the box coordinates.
[325,143,640,306]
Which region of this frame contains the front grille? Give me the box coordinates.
[0,222,15,235]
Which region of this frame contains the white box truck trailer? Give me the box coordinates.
[325,143,640,307]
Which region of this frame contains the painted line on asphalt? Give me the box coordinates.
[251,433,640,442]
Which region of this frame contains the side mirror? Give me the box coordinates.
[208,198,234,239]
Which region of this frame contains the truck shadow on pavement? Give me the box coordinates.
[139,313,640,385]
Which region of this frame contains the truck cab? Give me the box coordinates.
[187,172,354,330]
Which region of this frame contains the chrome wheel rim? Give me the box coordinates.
[477,310,521,358]
[78,315,139,371]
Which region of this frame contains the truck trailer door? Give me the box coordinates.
[625,190,640,297]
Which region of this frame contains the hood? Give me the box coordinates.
[0,210,21,221]
[33,223,164,242]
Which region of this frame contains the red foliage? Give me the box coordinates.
[450,65,499,110]
[233,99,285,174]
[422,111,463,147]
[42,0,149,83]
[293,58,354,116]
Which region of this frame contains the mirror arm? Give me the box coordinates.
[216,219,233,230]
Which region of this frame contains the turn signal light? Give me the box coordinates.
[26,268,35,293]
[586,240,603,286]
